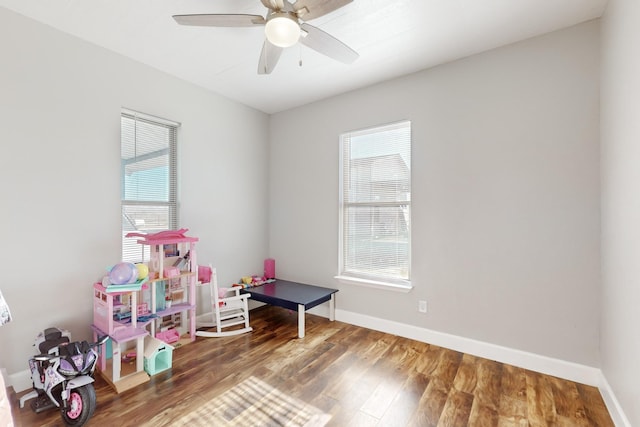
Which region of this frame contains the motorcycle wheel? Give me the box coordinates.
[60,383,96,426]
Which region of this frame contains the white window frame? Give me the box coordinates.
[121,108,180,263]
[337,120,412,291]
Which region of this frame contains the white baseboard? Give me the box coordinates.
[9,370,31,393]
[335,308,600,386]
[8,307,630,425]
[335,308,632,425]
[598,372,632,427]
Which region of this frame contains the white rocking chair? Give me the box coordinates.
[195,265,252,337]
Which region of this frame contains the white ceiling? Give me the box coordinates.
[1,0,608,114]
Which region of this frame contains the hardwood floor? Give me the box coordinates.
[9,306,614,426]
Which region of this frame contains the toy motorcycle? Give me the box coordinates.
[19,327,109,426]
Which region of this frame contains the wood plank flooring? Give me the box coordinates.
[9,306,614,426]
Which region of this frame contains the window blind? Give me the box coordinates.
[340,121,411,286]
[121,110,179,262]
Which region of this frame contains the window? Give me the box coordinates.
[121,109,179,262]
[339,121,411,289]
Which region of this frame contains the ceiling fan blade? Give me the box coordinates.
[258,39,284,74]
[299,23,358,64]
[173,14,266,27]
[260,0,285,11]
[293,0,353,21]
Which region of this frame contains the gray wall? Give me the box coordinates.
[0,7,269,376]
[600,0,640,425]
[269,21,601,367]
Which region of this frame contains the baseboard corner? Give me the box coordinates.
[598,371,632,427]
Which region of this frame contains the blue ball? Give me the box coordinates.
[109,262,138,285]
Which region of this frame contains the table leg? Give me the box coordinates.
[298,304,305,338]
[329,293,335,321]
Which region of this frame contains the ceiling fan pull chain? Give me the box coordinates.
[299,45,303,67]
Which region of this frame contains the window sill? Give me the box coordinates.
[334,275,413,293]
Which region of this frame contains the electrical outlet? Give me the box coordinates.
[418,300,427,313]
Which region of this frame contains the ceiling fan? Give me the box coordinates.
[173,0,359,74]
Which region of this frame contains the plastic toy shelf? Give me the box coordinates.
[92,325,149,394]
[155,302,195,318]
[147,272,195,284]
[135,234,199,343]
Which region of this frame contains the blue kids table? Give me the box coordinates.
[242,279,338,338]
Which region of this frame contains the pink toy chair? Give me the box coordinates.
[195,264,252,337]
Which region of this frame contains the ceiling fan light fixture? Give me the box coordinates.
[265,12,300,48]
